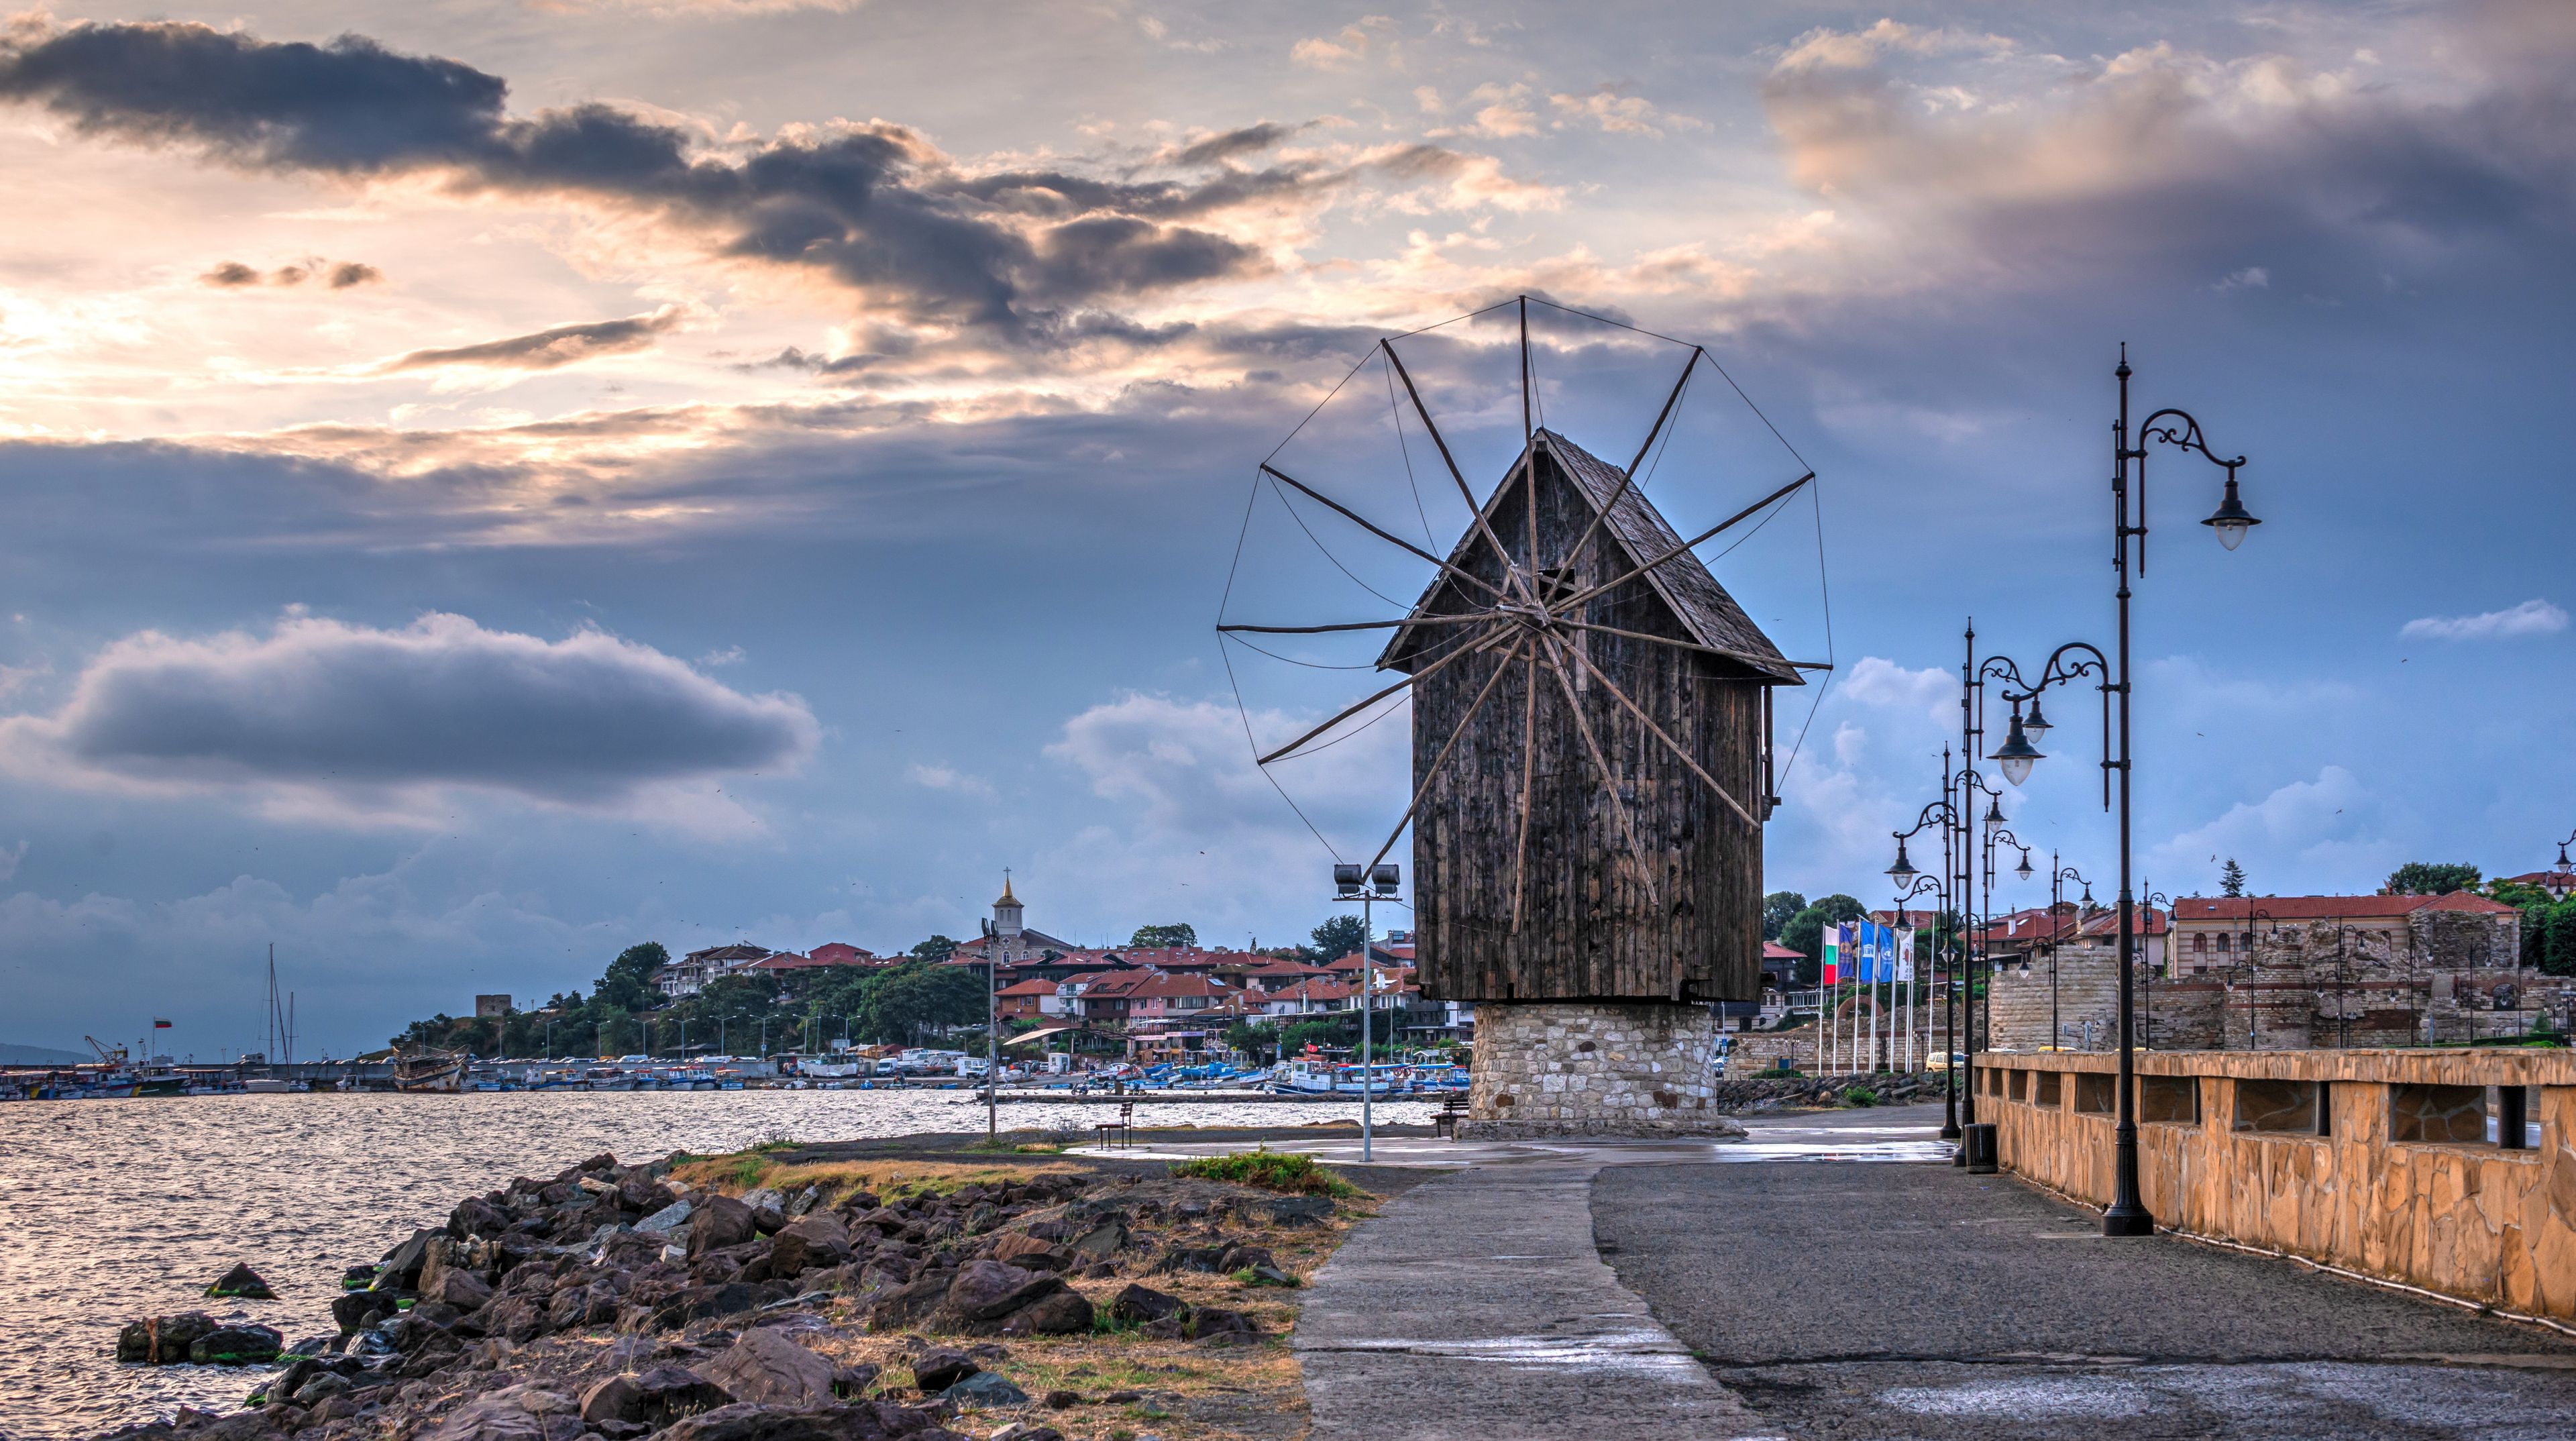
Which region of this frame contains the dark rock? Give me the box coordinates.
[1065,1219,1127,1258]
[451,1197,513,1240]
[579,1374,641,1425]
[768,1214,853,1276]
[751,1205,788,1237]
[1042,1389,1081,1409]
[833,1361,883,1397]
[988,1427,1062,1441]
[653,1282,792,1330]
[985,1235,1066,1272]
[116,1312,217,1364]
[996,1290,1091,1337]
[692,1197,757,1257]
[655,1401,963,1441]
[943,1371,1028,1408]
[423,1267,495,1312]
[1218,1244,1277,1273]
[331,1290,398,1336]
[484,1297,545,1343]
[631,1363,735,1424]
[700,1328,835,1407]
[866,1274,949,1332]
[1148,1245,1228,1276]
[1106,1284,1185,1325]
[189,1323,285,1366]
[205,1263,275,1299]
[941,1261,1061,1322]
[379,1228,439,1287]
[291,1372,354,1406]
[1188,1306,1258,1341]
[1101,1389,1142,1404]
[910,1347,979,1391]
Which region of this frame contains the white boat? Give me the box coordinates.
[242,1077,297,1094]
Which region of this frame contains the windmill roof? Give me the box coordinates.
[1379,428,1799,683]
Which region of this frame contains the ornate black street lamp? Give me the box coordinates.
[2141,883,2171,1052]
[1984,348,2258,1238]
[1889,791,1960,1138]
[2043,855,2095,1051]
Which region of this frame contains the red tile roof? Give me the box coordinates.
[2171,893,2516,922]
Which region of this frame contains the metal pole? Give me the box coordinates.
[2104,347,2153,1236]
[984,920,998,1140]
[1361,890,1374,1163]
[1940,748,1961,1140]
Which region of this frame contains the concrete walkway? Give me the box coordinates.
[1296,1161,1775,1441]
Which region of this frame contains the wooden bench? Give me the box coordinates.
[1432,1093,1470,1140]
[1093,1100,1136,1150]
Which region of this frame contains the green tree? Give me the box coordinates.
[1777,894,1866,985]
[910,935,959,965]
[1221,1020,1270,1061]
[594,942,670,1012]
[1762,891,1808,941]
[2385,861,2481,896]
[2219,859,2247,898]
[852,960,986,1045]
[1129,923,1199,948]
[1308,914,1367,962]
[2545,899,2576,979]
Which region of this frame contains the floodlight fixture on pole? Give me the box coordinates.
[1333,861,1401,1162]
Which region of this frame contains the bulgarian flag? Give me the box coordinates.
[1821,924,1841,986]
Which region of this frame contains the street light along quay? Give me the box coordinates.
[1887,792,1959,1138]
[1332,861,1401,1162]
[1981,346,2258,1238]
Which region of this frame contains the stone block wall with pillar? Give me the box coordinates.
[1461,1001,1738,1138]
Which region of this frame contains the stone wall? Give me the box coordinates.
[1462,1001,1735,1138]
[1978,1048,2576,1323]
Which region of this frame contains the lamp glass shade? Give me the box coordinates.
[2016,853,2035,879]
[1990,713,2045,787]
[1886,843,1919,884]
[2202,475,2259,550]
[2022,698,2052,739]
[1983,798,2006,833]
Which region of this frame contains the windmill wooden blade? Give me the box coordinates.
[1551,470,1813,616]
[1220,615,1489,636]
[1367,637,1525,870]
[1552,348,1700,577]
[1383,339,1534,602]
[1260,464,1508,603]
[1254,621,1501,765]
[1559,635,1758,829]
[1512,632,1537,934]
[1553,618,1826,676]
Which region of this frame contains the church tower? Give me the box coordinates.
[992,873,1024,960]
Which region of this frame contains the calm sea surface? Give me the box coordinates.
[0,1089,1432,1440]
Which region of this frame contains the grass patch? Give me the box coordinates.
[1230,1267,1299,1288]
[665,1154,1079,1202]
[1842,1086,1879,1108]
[1167,1150,1356,1198]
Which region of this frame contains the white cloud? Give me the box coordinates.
[2400,598,2569,642]
[0,612,816,826]
[1291,17,1392,70]
[2149,765,2395,894]
[1840,655,1953,727]
[1548,85,1707,137]
[2214,266,2271,291]
[907,762,996,799]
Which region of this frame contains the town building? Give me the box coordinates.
[2168,893,2517,976]
[653,943,772,1000]
[949,877,1083,968]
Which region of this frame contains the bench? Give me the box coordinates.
[1093,1100,1136,1151]
[1432,1093,1470,1140]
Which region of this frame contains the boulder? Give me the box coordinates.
[423,1267,495,1312]
[1218,1244,1277,1273]
[943,1371,1030,1408]
[189,1322,284,1366]
[910,1347,979,1391]
[1148,1245,1229,1276]
[424,1396,545,1441]
[652,1281,792,1330]
[833,1361,883,1398]
[631,1364,735,1424]
[1248,1195,1336,1227]
[655,1401,963,1441]
[1106,1285,1185,1326]
[636,1199,695,1237]
[988,1426,1063,1441]
[767,1214,852,1277]
[1187,1306,1258,1342]
[996,1290,1092,1337]
[580,1375,643,1426]
[985,1235,1066,1272]
[290,1372,354,1407]
[941,1261,1061,1323]
[205,1263,275,1300]
[379,1228,440,1287]
[115,1312,217,1364]
[1064,1219,1127,1258]
[699,1328,835,1407]
[691,1197,757,1257]
[865,1273,950,1332]
[450,1197,513,1240]
[331,1289,398,1335]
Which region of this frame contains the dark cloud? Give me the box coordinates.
[198,256,382,289]
[199,261,260,286]
[1167,121,1304,168]
[376,306,685,373]
[329,262,380,288]
[0,612,818,809]
[0,20,1281,337]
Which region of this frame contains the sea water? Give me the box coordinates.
[0,1089,1430,1438]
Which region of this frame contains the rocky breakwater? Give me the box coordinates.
[89,1144,1358,1441]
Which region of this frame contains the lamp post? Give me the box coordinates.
[1986,826,2033,1051]
[1333,861,1402,1162]
[1982,348,2258,1236]
[2044,857,2094,1051]
[2237,906,2277,1051]
[2141,884,2171,1052]
[980,918,1000,1140]
[1887,794,1956,1124]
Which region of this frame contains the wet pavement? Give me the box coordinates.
[1283,1100,2576,1438]
[1598,1104,2576,1438]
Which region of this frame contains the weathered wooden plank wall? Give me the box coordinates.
[1411,449,1767,1004]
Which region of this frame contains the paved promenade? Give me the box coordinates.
[1281,1102,2576,1440]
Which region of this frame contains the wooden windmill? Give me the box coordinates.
[1222,300,1816,1010]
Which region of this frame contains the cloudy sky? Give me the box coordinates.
[0,1,2569,1055]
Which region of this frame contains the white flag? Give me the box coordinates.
[1896,926,1916,981]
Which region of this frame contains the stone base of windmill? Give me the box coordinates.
[1457,1001,1744,1140]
